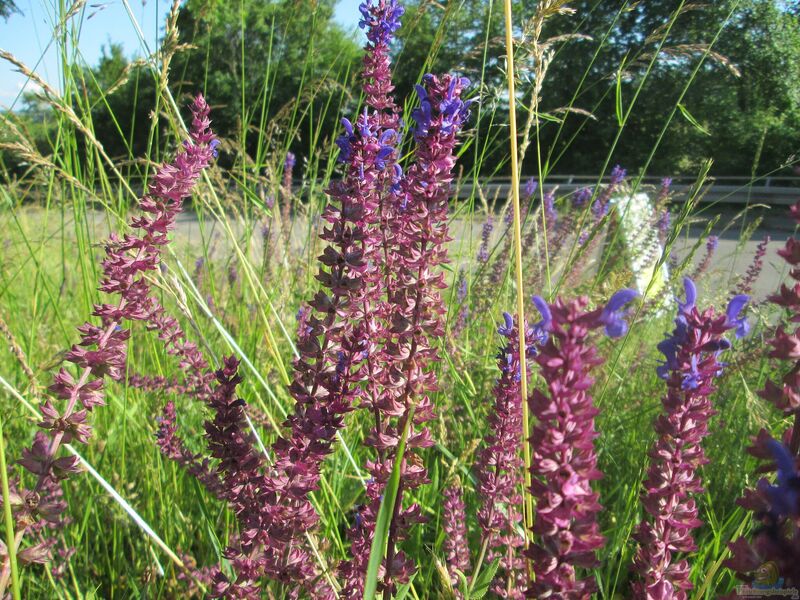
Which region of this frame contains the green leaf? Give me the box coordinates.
[394,573,416,600]
[457,570,470,597]
[470,558,501,599]
[677,103,710,135]
[363,408,416,599]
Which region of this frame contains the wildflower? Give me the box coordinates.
[591,164,626,219]
[573,187,592,208]
[759,439,800,519]
[543,190,556,228]
[690,235,719,281]
[342,72,472,596]
[526,292,636,598]
[443,481,471,590]
[0,95,216,594]
[737,235,770,295]
[525,178,538,199]
[726,197,800,589]
[451,268,470,339]
[599,288,638,338]
[475,314,537,598]
[634,276,747,598]
[478,216,493,263]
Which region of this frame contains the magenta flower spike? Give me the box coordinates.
[690,235,719,281]
[475,313,540,598]
[443,481,471,591]
[0,95,216,591]
[340,72,472,596]
[726,198,800,589]
[633,277,747,599]
[737,234,770,295]
[526,291,636,598]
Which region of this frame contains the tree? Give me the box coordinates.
[394,0,800,177]
[0,0,19,20]
[171,0,360,169]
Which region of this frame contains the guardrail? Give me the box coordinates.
[455,175,800,205]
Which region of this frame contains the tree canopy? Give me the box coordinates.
[2,0,799,181]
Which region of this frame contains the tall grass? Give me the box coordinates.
[0,0,794,598]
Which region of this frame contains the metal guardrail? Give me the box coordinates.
[455,175,800,205]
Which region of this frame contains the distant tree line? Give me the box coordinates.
[1,0,798,183]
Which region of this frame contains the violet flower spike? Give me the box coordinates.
[724,193,800,587]
[349,72,471,594]
[477,216,493,263]
[1,94,216,595]
[633,276,745,598]
[525,178,538,200]
[476,314,535,597]
[527,294,630,597]
[443,482,471,592]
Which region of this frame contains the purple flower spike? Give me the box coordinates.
[573,187,592,208]
[634,277,743,598]
[359,0,404,44]
[5,94,217,591]
[341,72,470,595]
[726,196,800,589]
[599,288,638,338]
[527,296,623,597]
[476,314,536,597]
[477,216,493,263]
[525,178,538,199]
[443,482,471,589]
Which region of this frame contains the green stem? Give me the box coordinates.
[0,418,22,600]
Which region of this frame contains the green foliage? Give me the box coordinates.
[0,0,19,20]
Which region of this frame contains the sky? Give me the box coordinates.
[0,0,362,108]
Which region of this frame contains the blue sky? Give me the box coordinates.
[0,0,362,108]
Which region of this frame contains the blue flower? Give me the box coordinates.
[531,296,552,335]
[374,146,394,170]
[760,438,800,519]
[457,271,468,302]
[335,118,356,163]
[498,312,515,337]
[209,138,220,158]
[525,178,538,199]
[390,163,403,194]
[681,355,702,390]
[610,164,627,185]
[411,85,432,139]
[599,288,638,338]
[677,276,697,314]
[725,294,750,338]
[572,187,592,208]
[359,0,404,44]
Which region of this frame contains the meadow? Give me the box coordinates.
[0,0,798,598]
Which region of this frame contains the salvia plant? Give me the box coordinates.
[3,0,799,599]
